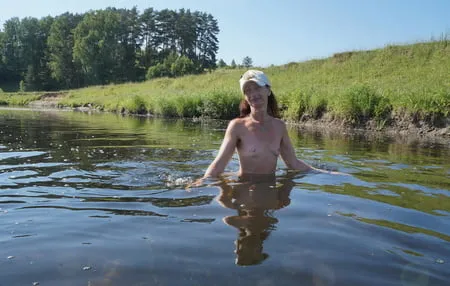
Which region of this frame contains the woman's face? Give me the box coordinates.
[243,81,271,109]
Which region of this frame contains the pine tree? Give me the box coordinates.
[230,59,237,69]
[217,59,227,68]
[242,56,253,68]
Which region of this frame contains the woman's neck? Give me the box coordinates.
[249,110,269,123]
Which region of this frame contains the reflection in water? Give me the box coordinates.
[1,109,450,285]
[216,173,296,266]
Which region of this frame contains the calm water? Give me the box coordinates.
[0,108,449,286]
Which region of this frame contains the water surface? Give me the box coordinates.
[0,108,449,286]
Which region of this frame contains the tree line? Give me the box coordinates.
[0,7,219,91]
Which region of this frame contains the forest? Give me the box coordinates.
[0,7,219,91]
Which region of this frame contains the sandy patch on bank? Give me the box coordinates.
[28,92,67,108]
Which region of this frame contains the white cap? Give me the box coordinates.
[239,70,271,93]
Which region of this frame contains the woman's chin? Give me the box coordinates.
[250,102,265,109]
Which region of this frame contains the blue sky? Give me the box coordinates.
[0,0,449,67]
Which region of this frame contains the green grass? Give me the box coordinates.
[1,39,449,126]
[0,92,42,106]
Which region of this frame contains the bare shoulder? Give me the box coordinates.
[228,117,246,129]
[272,118,287,130]
[226,118,246,135]
[229,117,246,124]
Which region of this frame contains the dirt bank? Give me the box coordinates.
[27,92,66,109]
[287,113,450,146]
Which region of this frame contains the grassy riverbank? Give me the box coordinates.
[1,39,449,129]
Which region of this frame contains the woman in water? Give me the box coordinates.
[204,69,320,178]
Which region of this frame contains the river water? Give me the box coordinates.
[0,108,449,286]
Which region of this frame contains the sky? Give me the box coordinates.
[0,0,449,67]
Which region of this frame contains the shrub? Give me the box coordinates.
[199,91,240,119]
[171,56,195,77]
[173,94,202,118]
[146,63,169,80]
[282,90,309,120]
[281,89,328,120]
[122,95,147,114]
[334,84,392,124]
[151,96,178,117]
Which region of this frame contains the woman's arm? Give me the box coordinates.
[279,122,313,172]
[204,119,240,178]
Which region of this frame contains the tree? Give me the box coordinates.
[146,63,168,79]
[24,64,38,91]
[242,56,253,68]
[230,59,237,69]
[114,7,142,82]
[20,17,42,90]
[195,12,219,71]
[35,16,56,90]
[47,12,84,89]
[154,9,178,53]
[0,31,7,84]
[171,55,195,77]
[141,8,220,76]
[1,16,56,91]
[217,59,227,68]
[175,9,196,57]
[19,16,55,91]
[73,9,124,85]
[140,7,158,69]
[1,7,222,89]
[1,18,22,82]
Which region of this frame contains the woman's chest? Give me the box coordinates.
[237,129,282,158]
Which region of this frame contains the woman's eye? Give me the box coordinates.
[245,87,257,94]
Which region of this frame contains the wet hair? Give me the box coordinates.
[238,87,280,118]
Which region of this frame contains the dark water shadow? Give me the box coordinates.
[216,172,298,266]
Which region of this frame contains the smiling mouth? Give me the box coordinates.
[250,99,263,105]
[249,97,263,102]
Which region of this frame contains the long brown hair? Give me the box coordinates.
[239,88,280,118]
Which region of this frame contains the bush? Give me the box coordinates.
[151,96,178,117]
[146,53,198,80]
[199,91,240,119]
[146,63,169,80]
[171,56,195,77]
[282,90,309,120]
[173,95,202,118]
[334,84,392,123]
[121,95,147,114]
[281,89,328,120]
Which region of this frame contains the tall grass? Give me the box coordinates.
[56,70,244,119]
[1,39,448,125]
[331,84,392,123]
[0,92,42,106]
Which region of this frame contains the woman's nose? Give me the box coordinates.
[248,89,259,98]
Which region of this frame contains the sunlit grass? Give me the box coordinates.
[1,39,448,124]
[0,92,42,105]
